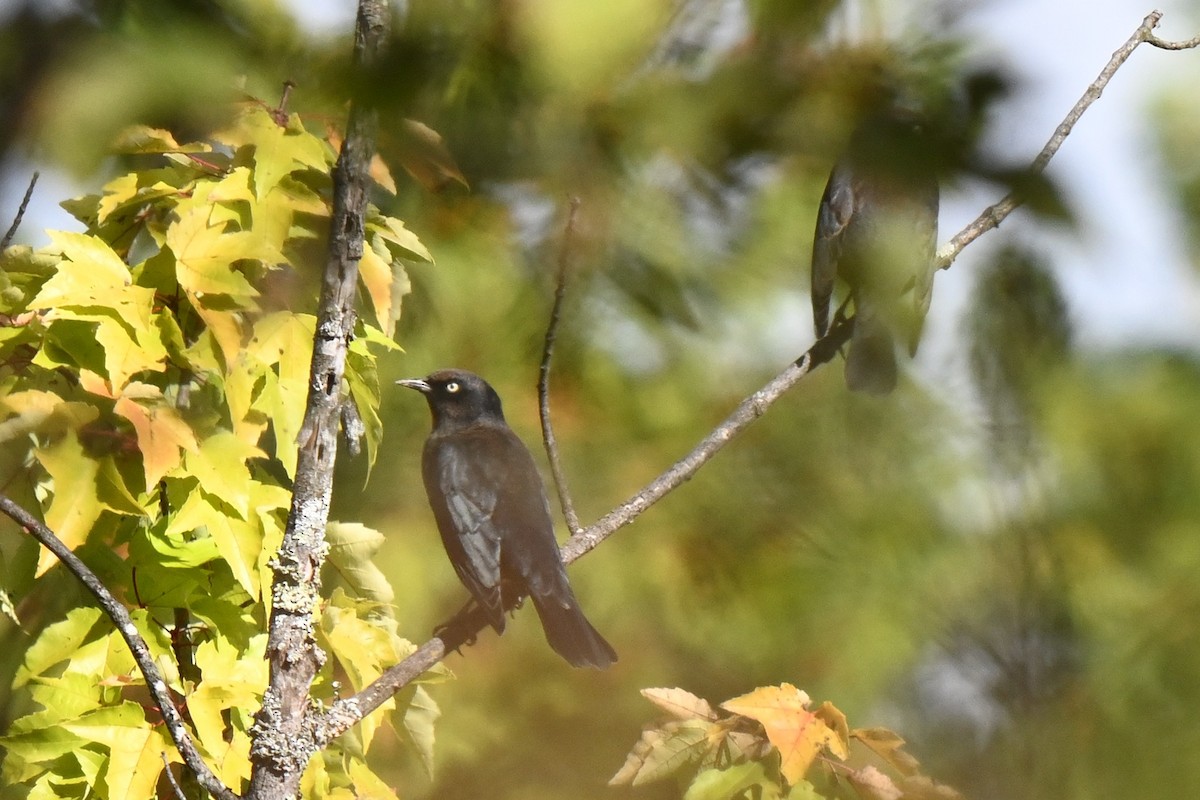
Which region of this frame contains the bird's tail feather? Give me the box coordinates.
[530,593,617,669]
[846,312,897,394]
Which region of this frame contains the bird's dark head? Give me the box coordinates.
[397,369,506,431]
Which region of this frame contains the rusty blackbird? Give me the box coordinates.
[811,106,939,394]
[398,369,617,669]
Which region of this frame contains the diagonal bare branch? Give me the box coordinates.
[937,10,1178,269]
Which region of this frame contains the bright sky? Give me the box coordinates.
[938,0,1200,351]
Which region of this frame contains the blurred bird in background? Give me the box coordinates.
[398,369,617,669]
[811,101,940,394]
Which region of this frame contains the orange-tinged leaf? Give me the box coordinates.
[851,727,921,777]
[328,125,401,194]
[114,389,199,487]
[395,118,467,192]
[34,431,102,576]
[641,687,717,721]
[359,236,409,338]
[78,369,113,398]
[371,153,398,194]
[720,684,846,786]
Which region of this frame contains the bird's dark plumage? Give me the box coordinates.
[811,108,940,394]
[398,369,617,669]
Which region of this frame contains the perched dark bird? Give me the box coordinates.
[397,369,617,669]
[811,106,940,394]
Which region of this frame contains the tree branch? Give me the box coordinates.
[313,6,1195,744]
[561,317,852,562]
[538,196,583,536]
[1,171,38,251]
[0,495,238,800]
[247,1,391,797]
[937,10,1182,269]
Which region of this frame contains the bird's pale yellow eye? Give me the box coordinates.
[445,381,460,393]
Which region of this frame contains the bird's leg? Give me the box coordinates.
[500,579,527,617]
[832,294,853,327]
[433,597,484,653]
[831,295,854,359]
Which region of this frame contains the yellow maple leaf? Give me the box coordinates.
[166,206,263,300]
[720,683,848,786]
[34,431,103,576]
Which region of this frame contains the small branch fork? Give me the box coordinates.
[936,10,1198,269]
[2,5,1197,792]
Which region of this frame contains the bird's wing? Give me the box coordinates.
[424,435,506,619]
[811,162,856,337]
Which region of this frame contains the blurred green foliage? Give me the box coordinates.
[2,1,1200,800]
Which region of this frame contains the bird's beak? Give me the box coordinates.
[396,378,431,394]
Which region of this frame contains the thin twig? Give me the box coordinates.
[161,752,187,800]
[937,10,1174,269]
[314,7,1197,742]
[0,495,237,800]
[1,172,39,251]
[1146,28,1200,50]
[538,196,583,536]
